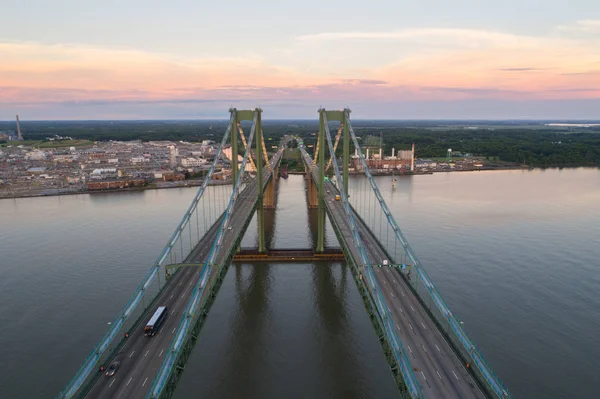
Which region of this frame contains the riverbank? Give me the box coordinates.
[0,178,233,200]
[288,164,530,176]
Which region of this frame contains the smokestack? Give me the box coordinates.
[366,148,369,160]
[355,148,358,157]
[392,148,395,158]
[379,147,382,159]
[16,115,22,140]
[411,142,415,172]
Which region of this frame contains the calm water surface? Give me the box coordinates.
[0,169,598,398]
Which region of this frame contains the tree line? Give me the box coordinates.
[2,120,598,167]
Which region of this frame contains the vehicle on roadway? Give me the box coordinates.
[105,361,120,377]
[144,306,168,337]
[335,195,340,201]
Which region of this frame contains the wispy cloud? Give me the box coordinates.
[296,28,547,48]
[498,67,547,72]
[557,19,600,34]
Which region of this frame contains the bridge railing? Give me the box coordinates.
[147,111,263,398]
[302,118,425,399]
[57,116,234,399]
[346,119,512,399]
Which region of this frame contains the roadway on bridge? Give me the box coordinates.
[85,152,282,399]
[356,218,486,399]
[323,181,485,398]
[300,148,486,398]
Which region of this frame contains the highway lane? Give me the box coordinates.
[300,149,486,398]
[85,150,283,398]
[355,216,486,399]
[85,223,220,399]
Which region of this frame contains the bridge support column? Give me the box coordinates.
[316,109,326,253]
[263,177,276,209]
[230,108,238,185]
[343,109,350,197]
[256,109,266,253]
[307,174,318,208]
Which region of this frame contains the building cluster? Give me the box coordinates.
[351,144,485,173]
[352,144,416,172]
[0,139,224,197]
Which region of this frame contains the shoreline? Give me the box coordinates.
[1,165,597,200]
[0,179,233,201]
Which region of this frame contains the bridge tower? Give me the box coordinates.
[256,109,266,252]
[312,108,350,252]
[230,108,270,252]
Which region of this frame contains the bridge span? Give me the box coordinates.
[300,148,486,398]
[84,148,283,399]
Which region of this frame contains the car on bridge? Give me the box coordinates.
[105,361,120,377]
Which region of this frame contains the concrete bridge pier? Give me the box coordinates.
[307,171,319,208]
[263,176,276,209]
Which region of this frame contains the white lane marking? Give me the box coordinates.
[436,370,442,380]
[126,377,133,387]
[129,350,135,358]
[390,292,395,298]
[145,349,150,357]
[159,349,164,357]
[401,291,405,297]
[420,371,427,381]
[142,377,148,387]
[421,344,427,353]
[452,370,459,380]
[172,327,177,333]
[421,322,427,330]
[393,279,396,283]
[181,294,185,299]
[436,344,441,352]
[410,305,415,312]
[109,379,115,388]
[169,294,174,299]
[407,345,413,354]
[399,308,403,313]
[396,325,401,332]
[409,323,414,332]
[189,281,193,286]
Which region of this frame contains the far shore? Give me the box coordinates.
[1,165,597,201]
[0,178,232,201]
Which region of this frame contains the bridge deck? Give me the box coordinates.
[84,155,281,399]
[234,248,345,262]
[301,148,486,399]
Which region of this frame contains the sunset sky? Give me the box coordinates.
[2,0,600,119]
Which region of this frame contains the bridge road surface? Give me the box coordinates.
[324,183,486,399]
[84,152,282,399]
[300,149,486,399]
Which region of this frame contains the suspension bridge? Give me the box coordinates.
[57,108,512,399]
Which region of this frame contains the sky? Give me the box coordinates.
[1,0,600,120]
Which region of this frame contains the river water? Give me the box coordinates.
[0,169,599,399]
